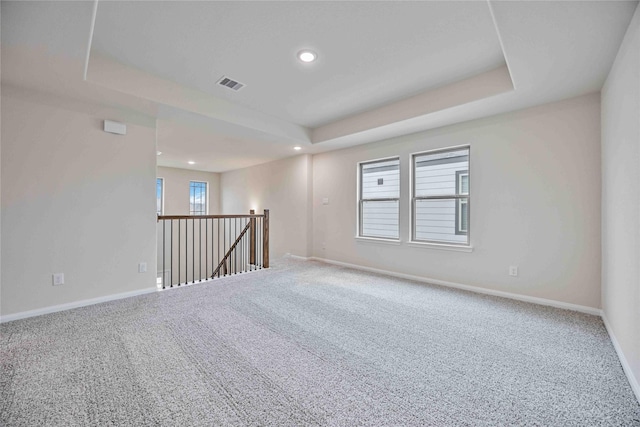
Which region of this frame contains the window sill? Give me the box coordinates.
[355,236,402,246]
[406,241,473,252]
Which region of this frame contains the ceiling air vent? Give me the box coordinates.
[217,76,245,92]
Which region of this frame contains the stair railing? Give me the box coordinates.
[157,209,269,289]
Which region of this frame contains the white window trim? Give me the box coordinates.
[409,145,471,247]
[356,156,400,241]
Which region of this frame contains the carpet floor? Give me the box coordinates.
[1,258,639,426]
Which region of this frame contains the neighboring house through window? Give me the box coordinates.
[456,170,469,235]
[156,178,164,215]
[412,146,469,245]
[190,181,208,215]
[358,157,400,240]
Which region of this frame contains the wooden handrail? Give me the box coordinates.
[158,214,265,221]
[211,222,251,278]
[157,209,269,286]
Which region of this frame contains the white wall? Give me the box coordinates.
[157,166,221,215]
[313,93,602,309]
[221,154,313,258]
[601,4,640,399]
[0,85,3,301]
[1,89,158,316]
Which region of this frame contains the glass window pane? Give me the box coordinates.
[189,181,207,215]
[361,200,399,239]
[361,159,399,199]
[156,178,163,215]
[415,198,468,244]
[460,174,469,194]
[415,148,469,197]
[458,199,468,233]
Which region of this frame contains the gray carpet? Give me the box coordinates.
[1,258,639,426]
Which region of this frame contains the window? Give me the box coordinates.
[358,157,400,239]
[412,146,469,245]
[156,178,164,215]
[189,181,207,215]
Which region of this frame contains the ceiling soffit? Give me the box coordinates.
[86,1,515,148]
[4,0,637,172]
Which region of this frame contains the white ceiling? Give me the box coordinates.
[91,1,505,128]
[2,1,638,173]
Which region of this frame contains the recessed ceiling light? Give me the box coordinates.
[297,50,317,63]
[188,161,195,165]
[157,151,162,155]
[293,146,302,150]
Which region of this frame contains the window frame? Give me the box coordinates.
[189,180,208,216]
[156,177,164,216]
[410,145,470,246]
[357,156,401,241]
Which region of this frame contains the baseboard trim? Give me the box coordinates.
[284,253,311,261]
[0,287,158,324]
[602,313,640,404]
[309,257,601,316]
[1,266,276,323]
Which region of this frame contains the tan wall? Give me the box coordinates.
[602,4,640,399]
[313,93,602,309]
[220,154,313,258]
[157,166,221,216]
[1,90,157,316]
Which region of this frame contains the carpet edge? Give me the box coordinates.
[310,256,601,316]
[0,287,158,323]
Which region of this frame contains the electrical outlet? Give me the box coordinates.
[322,197,329,205]
[138,262,147,273]
[509,266,518,277]
[52,273,64,286]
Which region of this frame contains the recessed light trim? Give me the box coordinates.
[293,146,302,151]
[188,161,195,165]
[297,50,317,63]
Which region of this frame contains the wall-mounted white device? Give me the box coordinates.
[103,120,127,135]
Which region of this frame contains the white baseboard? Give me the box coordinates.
[309,256,602,316]
[284,253,311,261]
[602,313,640,404]
[0,287,158,323]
